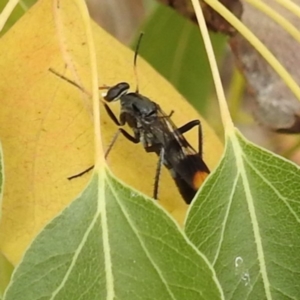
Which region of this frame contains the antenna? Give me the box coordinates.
[133,32,144,93]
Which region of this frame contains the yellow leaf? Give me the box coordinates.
[0,0,223,265]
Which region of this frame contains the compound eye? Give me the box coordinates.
[104,82,130,102]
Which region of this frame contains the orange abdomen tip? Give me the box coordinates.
[192,171,209,190]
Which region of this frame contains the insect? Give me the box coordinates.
[100,80,210,204]
[51,34,210,204]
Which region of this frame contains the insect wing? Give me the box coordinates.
[156,109,210,195]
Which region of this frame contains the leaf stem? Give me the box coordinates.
[0,0,19,32]
[190,0,234,134]
[74,0,103,169]
[246,0,300,44]
[274,0,300,19]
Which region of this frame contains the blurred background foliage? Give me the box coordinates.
[1,0,300,163]
[136,4,227,115]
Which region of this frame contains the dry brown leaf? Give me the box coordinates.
[230,0,300,132]
[157,0,243,34]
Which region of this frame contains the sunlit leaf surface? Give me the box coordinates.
[186,130,300,299]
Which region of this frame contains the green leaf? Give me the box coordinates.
[0,253,13,297]
[4,170,223,300]
[185,130,300,299]
[139,4,227,113]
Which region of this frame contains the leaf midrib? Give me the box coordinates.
[230,134,272,300]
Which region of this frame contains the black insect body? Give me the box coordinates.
[102,82,210,204]
[102,82,161,151]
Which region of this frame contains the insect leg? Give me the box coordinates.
[103,103,121,126]
[68,127,139,180]
[49,68,90,95]
[105,128,139,158]
[153,147,165,200]
[67,165,94,180]
[167,110,174,118]
[176,120,203,156]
